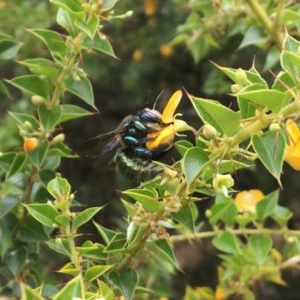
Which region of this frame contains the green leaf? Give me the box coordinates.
[0,39,23,60]
[0,195,22,219]
[239,25,267,49]
[182,146,209,185]
[98,280,114,300]
[21,283,45,300]
[83,34,117,58]
[47,176,71,201]
[217,65,268,87]
[209,198,238,226]
[25,203,59,227]
[189,95,241,136]
[73,207,102,231]
[50,0,83,14]
[252,131,285,183]
[65,76,95,108]
[85,265,113,282]
[7,152,26,178]
[93,221,117,245]
[102,0,118,10]
[8,75,49,98]
[59,104,92,122]
[104,233,127,253]
[256,190,279,221]
[58,262,79,276]
[249,235,272,266]
[270,205,292,226]
[38,104,61,132]
[5,247,27,276]
[17,216,50,242]
[171,203,198,232]
[237,89,291,113]
[19,58,59,78]
[212,231,242,254]
[27,140,49,167]
[109,269,138,300]
[153,239,178,268]
[46,238,71,256]
[75,14,99,39]
[56,8,76,31]
[174,140,194,156]
[123,188,162,212]
[281,34,300,78]
[272,71,297,93]
[237,84,264,119]
[8,111,40,130]
[28,29,67,60]
[53,276,83,300]
[76,241,106,260]
[0,79,9,97]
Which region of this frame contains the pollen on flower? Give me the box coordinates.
[285,119,300,171]
[234,189,264,213]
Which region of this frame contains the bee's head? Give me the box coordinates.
[137,108,163,131]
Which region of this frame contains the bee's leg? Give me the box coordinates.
[149,143,172,156]
[133,142,172,159]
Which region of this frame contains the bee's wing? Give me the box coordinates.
[75,129,124,158]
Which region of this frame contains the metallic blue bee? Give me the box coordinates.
[76,107,173,182]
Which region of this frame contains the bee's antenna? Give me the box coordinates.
[153,90,164,110]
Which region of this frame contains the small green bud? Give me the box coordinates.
[205,209,212,218]
[203,124,218,139]
[231,84,243,94]
[52,133,65,144]
[19,129,27,137]
[24,121,33,130]
[269,123,281,132]
[31,95,45,105]
[236,68,250,86]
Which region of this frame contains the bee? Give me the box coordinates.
[76,106,173,182]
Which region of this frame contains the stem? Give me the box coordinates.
[66,223,86,299]
[246,0,283,49]
[116,208,167,272]
[171,227,300,243]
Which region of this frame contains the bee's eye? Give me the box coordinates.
[138,109,162,124]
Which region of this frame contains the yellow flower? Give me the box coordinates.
[234,189,264,213]
[212,174,234,197]
[146,90,194,150]
[285,119,300,170]
[144,0,157,16]
[160,44,173,57]
[215,286,227,300]
[132,49,143,61]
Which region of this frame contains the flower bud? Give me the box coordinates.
[203,124,218,139]
[236,68,250,86]
[31,95,45,105]
[52,133,65,144]
[269,123,281,132]
[231,83,243,94]
[23,137,38,152]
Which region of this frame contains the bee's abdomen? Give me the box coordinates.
[115,149,163,182]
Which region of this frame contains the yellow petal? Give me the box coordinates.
[161,90,182,123]
[146,126,174,149]
[234,189,264,213]
[286,119,300,146]
[285,119,300,170]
